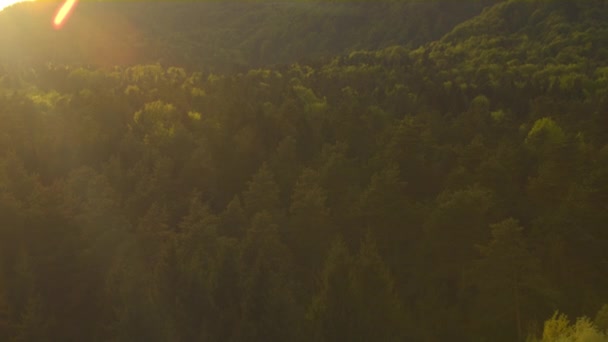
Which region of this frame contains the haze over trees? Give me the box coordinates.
[0,0,608,341]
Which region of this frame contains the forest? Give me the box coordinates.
[0,0,608,341]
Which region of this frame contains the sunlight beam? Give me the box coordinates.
[53,0,78,30]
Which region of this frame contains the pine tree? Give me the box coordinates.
[356,164,418,276]
[242,163,281,219]
[309,235,409,341]
[162,193,222,340]
[270,136,300,203]
[136,202,172,267]
[350,233,408,342]
[220,195,247,238]
[211,239,242,342]
[239,212,300,342]
[308,238,356,342]
[288,168,333,280]
[467,218,554,341]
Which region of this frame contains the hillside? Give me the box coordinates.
[0,0,500,71]
[1,0,608,341]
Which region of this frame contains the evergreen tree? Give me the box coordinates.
[288,168,333,281]
[239,212,300,342]
[350,233,409,341]
[242,163,281,219]
[308,238,357,342]
[467,218,554,341]
[310,235,409,341]
[220,195,247,238]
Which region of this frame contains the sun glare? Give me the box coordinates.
[0,0,33,11]
[53,0,78,29]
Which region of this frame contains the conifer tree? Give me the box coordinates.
[243,163,281,219]
[350,233,408,342]
[308,238,356,342]
[467,218,554,341]
[239,212,300,342]
[288,168,333,279]
[220,195,247,238]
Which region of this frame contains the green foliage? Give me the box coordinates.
[243,163,281,218]
[349,234,409,341]
[468,218,554,341]
[288,168,333,277]
[596,305,608,334]
[239,211,300,342]
[308,238,355,342]
[535,311,608,342]
[309,235,408,341]
[0,0,607,340]
[132,100,179,145]
[0,1,500,72]
[525,117,566,152]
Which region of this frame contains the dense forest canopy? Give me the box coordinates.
[1,0,608,341]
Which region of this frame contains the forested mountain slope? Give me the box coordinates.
[0,0,500,71]
[1,0,608,341]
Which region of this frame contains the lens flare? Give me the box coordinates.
[53,0,78,30]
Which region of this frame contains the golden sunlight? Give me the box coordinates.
[0,0,33,11]
[53,0,78,29]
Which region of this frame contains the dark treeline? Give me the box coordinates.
[1,0,608,341]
